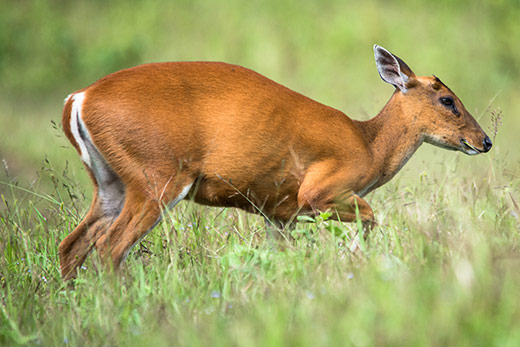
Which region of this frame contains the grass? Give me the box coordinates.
[1,150,519,346]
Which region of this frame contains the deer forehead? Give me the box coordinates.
[415,76,454,94]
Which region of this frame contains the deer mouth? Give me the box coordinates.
[460,138,481,155]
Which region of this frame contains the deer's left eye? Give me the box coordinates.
[439,96,460,116]
[440,96,454,107]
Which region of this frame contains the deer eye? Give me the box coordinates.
[440,96,454,107]
[439,96,460,116]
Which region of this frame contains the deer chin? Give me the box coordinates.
[424,134,482,155]
[423,134,459,152]
[460,139,482,156]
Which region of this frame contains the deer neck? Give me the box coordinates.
[356,94,425,189]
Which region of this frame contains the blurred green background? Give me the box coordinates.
[0,0,519,192]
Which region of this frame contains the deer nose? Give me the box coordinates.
[483,136,492,152]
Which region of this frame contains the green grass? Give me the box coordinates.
[1,153,519,346]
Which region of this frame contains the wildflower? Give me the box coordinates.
[210,291,221,298]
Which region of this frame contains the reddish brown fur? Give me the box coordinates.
[59,50,490,279]
[61,97,76,152]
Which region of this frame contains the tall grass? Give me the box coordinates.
[1,151,519,345]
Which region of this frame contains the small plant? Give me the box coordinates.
[489,108,502,142]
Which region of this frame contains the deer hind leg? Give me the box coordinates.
[94,179,194,271]
[58,163,125,280]
[60,171,125,279]
[59,187,102,280]
[59,93,125,279]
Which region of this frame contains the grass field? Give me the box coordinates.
[2,154,519,345]
[1,1,520,346]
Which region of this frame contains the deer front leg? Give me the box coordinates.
[310,192,376,235]
[330,193,375,231]
[297,165,376,238]
[299,187,375,253]
[330,193,376,253]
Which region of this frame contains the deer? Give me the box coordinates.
[58,45,492,280]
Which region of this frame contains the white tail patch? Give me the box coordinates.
[69,92,92,167]
[69,91,126,217]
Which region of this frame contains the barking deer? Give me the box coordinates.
[59,45,491,279]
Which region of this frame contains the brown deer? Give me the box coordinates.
[59,45,492,279]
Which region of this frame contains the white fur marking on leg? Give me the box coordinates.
[69,92,91,167]
[167,183,194,210]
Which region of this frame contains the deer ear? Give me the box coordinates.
[373,45,415,93]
